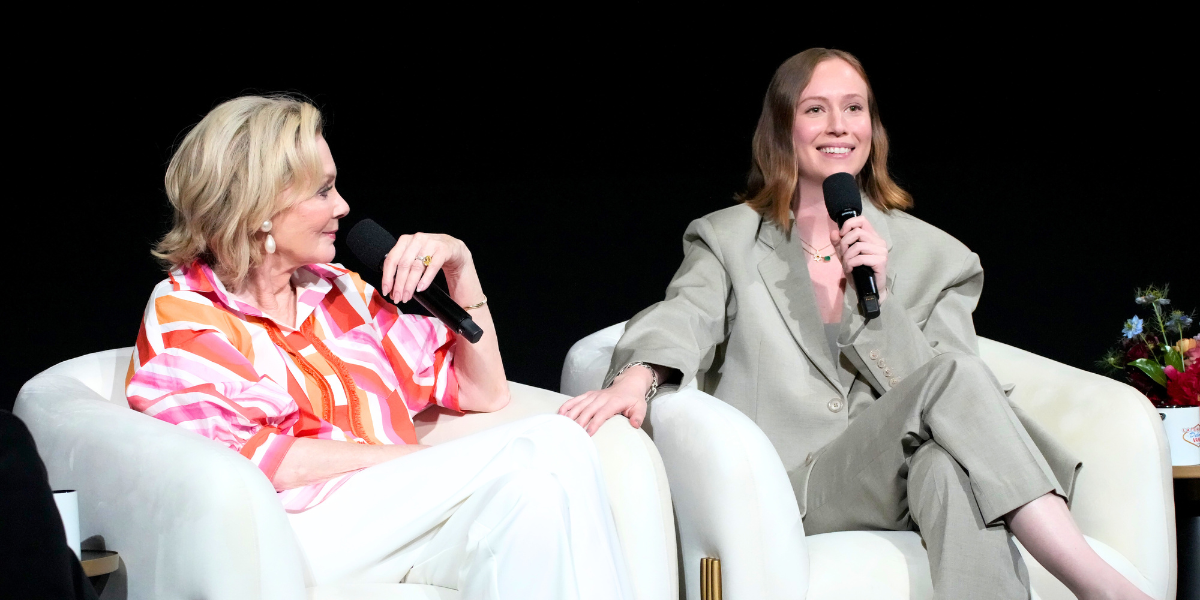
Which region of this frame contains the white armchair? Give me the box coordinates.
[15,347,678,600]
[562,323,1178,600]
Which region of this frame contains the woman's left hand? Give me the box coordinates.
[830,216,889,304]
[379,232,473,303]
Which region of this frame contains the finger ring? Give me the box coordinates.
[415,255,433,267]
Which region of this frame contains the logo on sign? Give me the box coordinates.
[1184,424,1200,449]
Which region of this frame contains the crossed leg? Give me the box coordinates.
[801,352,1151,600]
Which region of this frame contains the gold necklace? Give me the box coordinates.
[798,236,833,263]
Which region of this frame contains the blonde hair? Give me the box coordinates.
[154,95,325,288]
[738,48,912,229]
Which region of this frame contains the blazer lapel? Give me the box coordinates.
[756,219,846,393]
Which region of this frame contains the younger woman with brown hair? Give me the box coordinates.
[561,49,1152,599]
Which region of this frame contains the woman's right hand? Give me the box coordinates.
[558,366,652,436]
[379,232,472,304]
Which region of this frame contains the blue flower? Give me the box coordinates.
[1166,311,1194,330]
[1158,298,1172,306]
[1123,316,1145,339]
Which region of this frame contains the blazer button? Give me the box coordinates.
[869,350,880,360]
[877,358,887,368]
[827,398,844,413]
[889,377,901,387]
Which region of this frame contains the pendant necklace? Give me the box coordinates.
[798,236,833,263]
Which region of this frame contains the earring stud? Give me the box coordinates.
[262,220,275,253]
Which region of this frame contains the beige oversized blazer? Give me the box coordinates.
[605,201,986,500]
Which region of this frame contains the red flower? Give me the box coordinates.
[1124,340,1152,362]
[1165,363,1200,408]
[1127,367,1171,406]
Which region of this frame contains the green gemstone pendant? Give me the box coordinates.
[813,255,831,262]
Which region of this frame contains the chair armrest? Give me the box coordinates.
[14,374,305,600]
[979,337,1175,600]
[413,382,566,443]
[416,381,679,600]
[562,322,805,598]
[38,347,134,406]
[647,387,808,600]
[561,322,626,397]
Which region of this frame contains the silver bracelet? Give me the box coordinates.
[613,361,658,403]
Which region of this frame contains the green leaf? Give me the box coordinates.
[1164,347,1185,372]
[1130,358,1168,386]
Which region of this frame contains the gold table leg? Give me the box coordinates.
[700,557,722,600]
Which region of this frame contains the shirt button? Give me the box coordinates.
[827,398,844,413]
[869,350,880,360]
[877,358,887,368]
[884,368,893,377]
[889,377,901,387]
[805,452,815,466]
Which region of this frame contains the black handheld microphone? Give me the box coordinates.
[347,219,485,344]
[823,172,882,320]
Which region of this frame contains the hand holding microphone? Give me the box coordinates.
[376,231,470,305]
[348,219,485,343]
[824,172,886,319]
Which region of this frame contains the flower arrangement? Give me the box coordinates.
[1100,285,1199,408]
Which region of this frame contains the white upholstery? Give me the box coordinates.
[15,348,677,600]
[562,323,1177,600]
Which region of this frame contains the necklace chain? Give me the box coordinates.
[797,235,833,263]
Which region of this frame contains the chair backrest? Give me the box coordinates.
[39,347,134,407]
[978,337,1174,598]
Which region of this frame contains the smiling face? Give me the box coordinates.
[792,58,873,186]
[269,135,348,267]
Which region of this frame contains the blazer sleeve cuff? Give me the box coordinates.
[840,286,936,396]
[604,347,699,391]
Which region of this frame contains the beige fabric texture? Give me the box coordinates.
[801,353,1078,598]
[607,202,1081,591]
[802,352,1077,526]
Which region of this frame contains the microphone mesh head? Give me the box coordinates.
[822,172,862,221]
[346,219,397,272]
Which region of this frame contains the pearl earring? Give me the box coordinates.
[262,220,276,254]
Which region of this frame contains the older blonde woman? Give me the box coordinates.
[127,95,632,598]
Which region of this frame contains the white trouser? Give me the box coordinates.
[287,414,634,600]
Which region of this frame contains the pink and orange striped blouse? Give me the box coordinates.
[126,261,459,512]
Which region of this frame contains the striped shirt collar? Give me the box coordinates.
[170,261,340,331]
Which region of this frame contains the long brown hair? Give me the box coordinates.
[738,48,912,228]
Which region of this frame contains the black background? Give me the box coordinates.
[5,36,1197,411]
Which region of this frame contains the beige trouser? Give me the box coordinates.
[800,352,1081,600]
